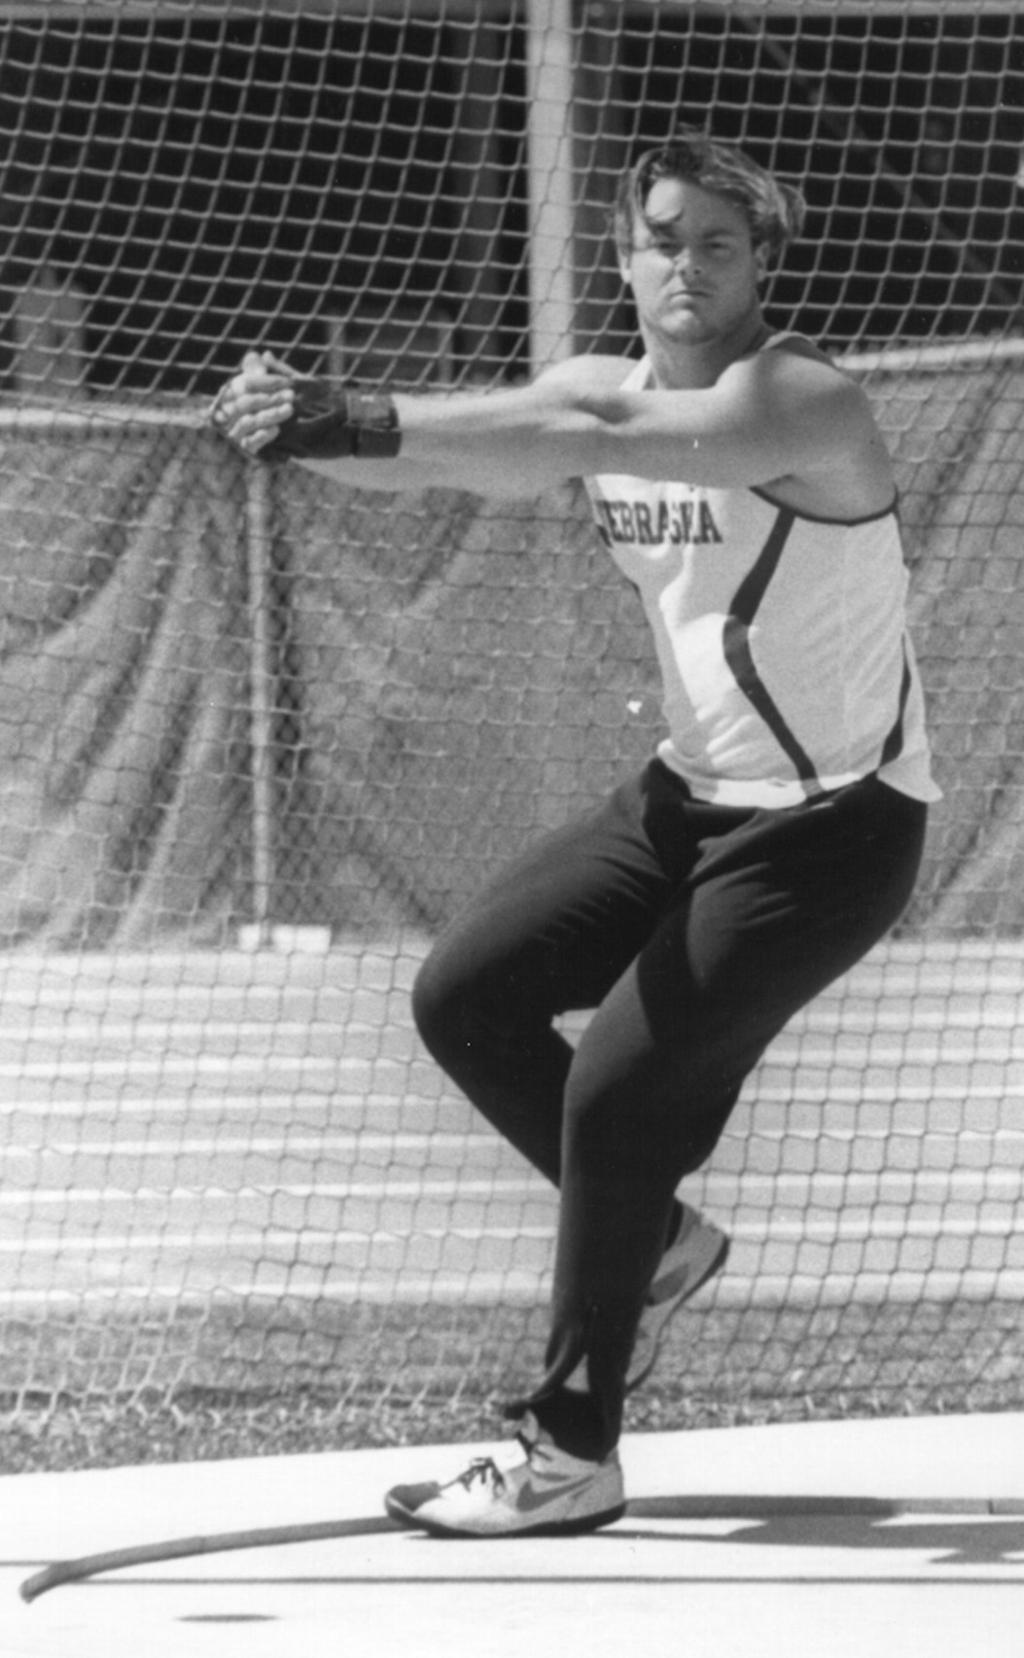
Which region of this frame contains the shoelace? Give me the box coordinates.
[452,1430,546,1495]
[454,1456,506,1494]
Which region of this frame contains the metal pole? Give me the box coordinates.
[526,0,576,372]
[448,20,508,381]
[244,461,276,945]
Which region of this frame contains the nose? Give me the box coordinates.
[670,244,703,279]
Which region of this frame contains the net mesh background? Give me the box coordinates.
[0,1,1021,1453]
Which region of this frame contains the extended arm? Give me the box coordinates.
[392,350,882,495]
[211,347,886,503]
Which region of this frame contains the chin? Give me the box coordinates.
[662,316,717,345]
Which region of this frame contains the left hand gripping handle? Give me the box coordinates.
[208,366,401,462]
[260,379,401,461]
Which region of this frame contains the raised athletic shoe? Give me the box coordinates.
[626,1202,729,1392]
[383,1413,625,1538]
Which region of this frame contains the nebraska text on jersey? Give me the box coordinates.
[594,493,724,549]
[584,361,938,810]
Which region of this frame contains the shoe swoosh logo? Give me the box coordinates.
[516,1474,598,1513]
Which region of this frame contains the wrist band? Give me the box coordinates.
[346,391,402,458]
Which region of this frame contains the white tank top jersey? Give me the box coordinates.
[584,343,940,810]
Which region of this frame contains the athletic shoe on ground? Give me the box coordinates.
[626,1202,730,1393]
[383,1412,626,1538]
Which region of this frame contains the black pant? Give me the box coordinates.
[413,760,927,1458]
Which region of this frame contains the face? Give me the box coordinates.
[620,175,767,352]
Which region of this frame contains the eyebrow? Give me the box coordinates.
[638,216,743,242]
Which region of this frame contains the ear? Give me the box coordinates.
[754,243,771,281]
[617,244,633,286]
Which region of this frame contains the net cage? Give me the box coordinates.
[1,0,1022,1461]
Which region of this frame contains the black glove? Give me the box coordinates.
[260,378,402,461]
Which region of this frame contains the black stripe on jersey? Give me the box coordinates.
[879,641,913,767]
[722,507,822,788]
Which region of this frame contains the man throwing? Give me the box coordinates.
[212,131,937,1537]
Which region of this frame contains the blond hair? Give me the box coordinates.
[614,132,805,268]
